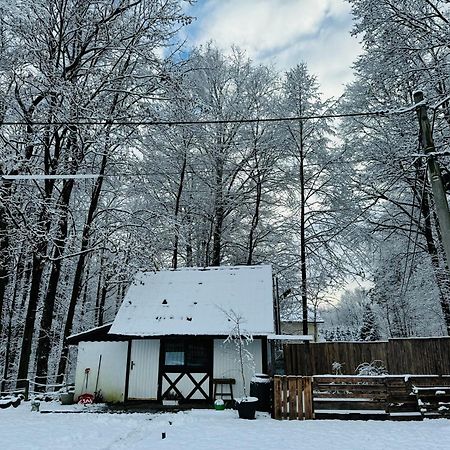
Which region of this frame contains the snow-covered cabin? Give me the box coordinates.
[69,265,275,403]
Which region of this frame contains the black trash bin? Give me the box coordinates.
[250,373,271,412]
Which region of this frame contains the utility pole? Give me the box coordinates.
[414,91,450,267]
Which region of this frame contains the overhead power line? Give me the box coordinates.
[0,105,419,127]
[2,174,101,180]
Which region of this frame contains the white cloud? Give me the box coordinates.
[273,18,363,98]
[184,0,363,98]
[193,0,329,55]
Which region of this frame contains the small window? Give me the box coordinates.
[163,340,210,369]
[186,342,209,368]
[165,342,184,366]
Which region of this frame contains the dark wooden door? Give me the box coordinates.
[159,338,213,402]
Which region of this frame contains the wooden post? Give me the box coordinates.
[304,376,314,419]
[414,91,450,268]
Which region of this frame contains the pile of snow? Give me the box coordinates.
[1,404,450,449]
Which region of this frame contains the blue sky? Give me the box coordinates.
[180,0,362,99]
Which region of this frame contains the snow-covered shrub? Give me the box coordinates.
[331,362,344,375]
[355,360,388,376]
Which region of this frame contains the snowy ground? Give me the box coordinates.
[1,404,450,450]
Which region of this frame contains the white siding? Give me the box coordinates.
[74,341,128,403]
[213,339,263,399]
[128,339,160,400]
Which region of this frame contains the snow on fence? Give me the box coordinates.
[273,375,314,420]
[313,375,392,420]
[284,337,450,376]
[0,376,68,400]
[275,374,450,420]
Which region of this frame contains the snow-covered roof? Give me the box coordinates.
[280,306,324,323]
[267,334,313,341]
[109,265,275,336]
[282,317,325,324]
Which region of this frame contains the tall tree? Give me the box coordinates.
[341,0,450,333]
[0,0,192,387]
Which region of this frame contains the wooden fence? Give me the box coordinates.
[274,374,450,420]
[284,337,450,375]
[273,375,314,420]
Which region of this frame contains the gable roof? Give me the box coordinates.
[109,265,275,336]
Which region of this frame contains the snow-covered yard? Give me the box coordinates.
[1,405,450,450]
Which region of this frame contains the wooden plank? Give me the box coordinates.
[288,376,297,420]
[314,383,388,391]
[282,376,288,420]
[286,345,292,375]
[314,392,387,400]
[289,345,299,375]
[297,377,304,420]
[314,399,386,411]
[315,411,390,421]
[304,376,313,419]
[273,376,282,420]
[409,376,450,386]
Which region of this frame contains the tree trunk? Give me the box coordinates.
[35,179,75,386]
[97,283,108,327]
[95,248,105,326]
[0,209,10,337]
[79,253,92,328]
[247,171,262,265]
[1,251,25,393]
[16,251,47,388]
[419,178,450,334]
[212,155,224,266]
[56,153,107,383]
[171,152,187,269]
[185,211,193,267]
[299,121,308,336]
[0,179,14,337]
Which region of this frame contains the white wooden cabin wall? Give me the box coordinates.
[74,341,128,403]
[213,339,263,398]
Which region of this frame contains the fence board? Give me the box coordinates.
[273,376,282,420]
[285,337,450,376]
[304,377,314,419]
[297,377,303,420]
[282,376,288,420]
[288,376,297,420]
